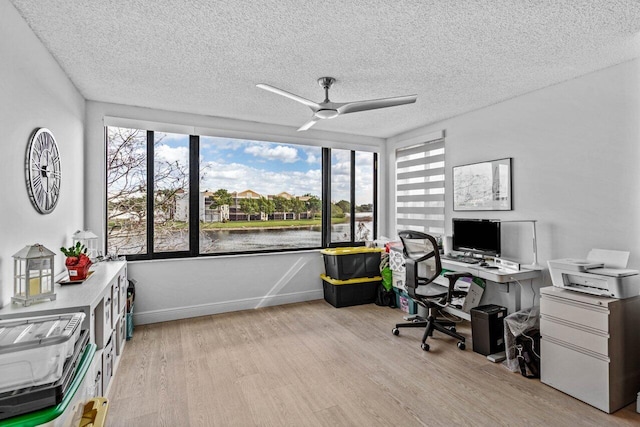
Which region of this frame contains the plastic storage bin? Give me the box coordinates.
[126,303,134,340]
[321,247,383,280]
[393,288,418,314]
[0,313,85,394]
[0,343,97,427]
[321,274,380,308]
[0,330,89,420]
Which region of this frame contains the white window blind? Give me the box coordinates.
[395,139,445,236]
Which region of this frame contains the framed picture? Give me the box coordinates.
[453,158,512,211]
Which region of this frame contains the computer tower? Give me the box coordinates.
[470,304,507,356]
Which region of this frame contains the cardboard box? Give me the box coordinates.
[450,276,485,313]
[392,270,406,292]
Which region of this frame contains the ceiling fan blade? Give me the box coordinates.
[336,94,417,115]
[256,84,320,110]
[297,118,319,131]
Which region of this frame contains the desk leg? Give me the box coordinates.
[514,281,521,312]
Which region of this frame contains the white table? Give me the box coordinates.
[440,259,542,363]
[441,258,541,314]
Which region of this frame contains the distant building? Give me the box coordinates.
[174,191,230,222]
[175,189,312,222]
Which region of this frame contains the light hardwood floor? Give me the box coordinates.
[108,300,640,426]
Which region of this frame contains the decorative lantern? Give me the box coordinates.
[12,244,56,306]
[72,230,99,261]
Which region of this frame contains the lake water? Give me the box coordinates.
[111,220,373,254]
[200,221,372,253]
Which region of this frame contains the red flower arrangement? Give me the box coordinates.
[61,242,92,280]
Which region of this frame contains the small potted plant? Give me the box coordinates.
[61,242,92,280]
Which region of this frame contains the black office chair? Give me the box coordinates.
[392,231,472,351]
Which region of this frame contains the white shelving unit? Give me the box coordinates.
[0,261,128,399]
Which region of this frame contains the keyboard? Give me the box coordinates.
[442,255,480,264]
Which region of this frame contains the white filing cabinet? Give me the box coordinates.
[540,286,640,413]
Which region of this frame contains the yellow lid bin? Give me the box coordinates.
[320,247,384,280]
[321,274,381,308]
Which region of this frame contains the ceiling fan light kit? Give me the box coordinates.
[256,77,417,131]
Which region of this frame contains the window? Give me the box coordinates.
[198,136,322,253]
[327,149,377,246]
[395,139,445,236]
[153,132,190,253]
[106,127,148,256]
[354,151,375,242]
[106,126,376,259]
[330,149,351,244]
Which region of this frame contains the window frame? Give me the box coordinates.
[105,127,378,260]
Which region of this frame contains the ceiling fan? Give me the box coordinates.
[256,77,417,131]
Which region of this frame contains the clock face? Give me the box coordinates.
[26,128,61,214]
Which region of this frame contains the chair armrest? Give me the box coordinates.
[442,271,474,302]
[443,271,473,281]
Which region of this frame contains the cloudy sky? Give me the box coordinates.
[155,132,373,204]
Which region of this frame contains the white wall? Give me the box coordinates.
[387,59,640,307]
[84,101,385,324]
[7,0,638,318]
[126,251,324,324]
[0,0,85,307]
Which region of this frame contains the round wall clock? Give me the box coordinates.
[25,128,61,214]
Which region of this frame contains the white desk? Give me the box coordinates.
[440,259,541,363]
[440,258,541,315]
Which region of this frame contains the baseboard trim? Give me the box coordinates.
[133,289,324,325]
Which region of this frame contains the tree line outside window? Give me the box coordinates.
[106,127,377,259]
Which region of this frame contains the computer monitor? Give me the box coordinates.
[452,218,501,257]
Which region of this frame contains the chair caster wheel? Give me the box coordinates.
[421,343,430,351]
[457,342,466,350]
[449,327,456,333]
[392,328,399,336]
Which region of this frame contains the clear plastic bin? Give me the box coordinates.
[0,313,84,393]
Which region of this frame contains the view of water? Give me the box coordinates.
[110,220,373,255]
[200,221,372,253]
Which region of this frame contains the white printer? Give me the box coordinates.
[548,249,640,299]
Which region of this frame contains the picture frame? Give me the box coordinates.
[453,157,512,211]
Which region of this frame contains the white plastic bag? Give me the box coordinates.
[503,306,540,372]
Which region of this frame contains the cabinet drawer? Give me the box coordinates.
[116,311,126,356]
[541,295,609,332]
[118,271,128,313]
[95,290,114,349]
[89,350,103,399]
[541,338,612,413]
[111,282,119,329]
[102,335,114,396]
[540,316,609,356]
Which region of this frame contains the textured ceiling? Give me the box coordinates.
[9,0,640,138]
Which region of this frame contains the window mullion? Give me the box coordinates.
[322,148,331,247]
[350,150,356,242]
[189,135,200,257]
[146,130,154,260]
[373,152,378,241]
